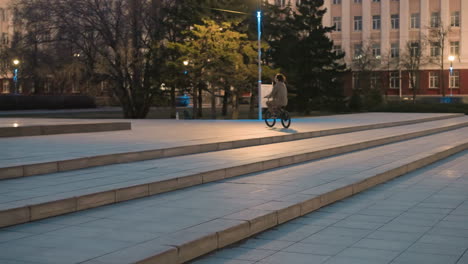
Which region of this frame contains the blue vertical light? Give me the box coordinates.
[257,10,262,120]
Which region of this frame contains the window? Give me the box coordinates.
[430,42,440,57]
[391,14,399,29]
[411,13,420,29]
[0,9,5,22]
[373,0,380,2]
[275,0,286,7]
[354,0,362,3]
[373,15,381,30]
[354,44,363,59]
[451,12,460,27]
[429,72,439,88]
[333,45,343,55]
[354,16,362,31]
[1,33,8,45]
[333,0,341,4]
[450,71,460,88]
[410,42,420,57]
[333,17,342,32]
[450,41,459,56]
[391,43,399,58]
[2,80,9,93]
[372,44,381,58]
[390,72,400,89]
[431,12,440,28]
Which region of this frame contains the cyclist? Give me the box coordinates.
[265,73,288,113]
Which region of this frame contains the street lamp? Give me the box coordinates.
[257,4,262,121]
[448,55,454,97]
[13,59,20,94]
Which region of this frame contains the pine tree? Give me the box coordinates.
[264,0,347,113]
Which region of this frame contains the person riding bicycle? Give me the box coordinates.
[265,73,288,113]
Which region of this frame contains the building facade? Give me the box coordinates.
[0,0,14,94]
[321,0,468,98]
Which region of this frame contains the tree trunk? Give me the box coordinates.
[192,86,197,119]
[170,86,176,118]
[222,86,229,117]
[198,83,203,118]
[248,85,256,119]
[231,88,239,119]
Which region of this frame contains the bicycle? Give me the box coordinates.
[264,106,291,128]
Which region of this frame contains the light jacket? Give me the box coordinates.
[268,82,288,106]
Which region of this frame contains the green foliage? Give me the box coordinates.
[264,0,347,114]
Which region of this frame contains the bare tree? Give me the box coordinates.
[16,0,169,118]
[400,40,430,102]
[351,43,383,108]
[426,18,451,97]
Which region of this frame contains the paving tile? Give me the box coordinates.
[257,251,330,264]
[365,230,423,243]
[237,238,295,251]
[323,256,389,264]
[0,231,32,243]
[391,252,460,264]
[301,233,362,246]
[192,258,255,264]
[282,242,347,256]
[208,247,276,262]
[406,242,468,256]
[255,225,324,242]
[336,247,400,262]
[353,238,413,251]
[458,252,468,264]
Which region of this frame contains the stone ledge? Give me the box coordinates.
[0,122,131,138]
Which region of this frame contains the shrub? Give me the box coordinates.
[0,95,96,110]
[370,102,468,115]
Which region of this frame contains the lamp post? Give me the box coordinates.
[13,59,19,94]
[448,55,454,97]
[257,3,262,121]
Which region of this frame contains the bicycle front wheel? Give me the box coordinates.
[264,109,276,127]
[281,110,291,128]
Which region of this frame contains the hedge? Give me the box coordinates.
[0,95,96,110]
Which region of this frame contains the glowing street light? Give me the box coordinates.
[183,60,189,66]
[12,59,20,94]
[448,55,455,97]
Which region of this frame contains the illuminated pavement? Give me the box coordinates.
[0,113,460,167]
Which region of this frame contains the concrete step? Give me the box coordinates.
[0,113,463,180]
[194,149,468,264]
[0,119,131,138]
[1,117,468,229]
[1,128,468,263]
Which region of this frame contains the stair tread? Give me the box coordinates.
[0,117,467,212]
[1,126,467,263]
[1,113,460,168]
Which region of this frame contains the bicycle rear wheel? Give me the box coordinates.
[281,110,291,128]
[264,109,276,127]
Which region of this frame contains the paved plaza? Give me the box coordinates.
[195,151,468,264]
[0,113,467,263]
